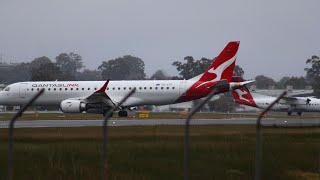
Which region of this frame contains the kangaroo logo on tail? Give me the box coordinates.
[231,77,257,107]
[196,54,237,88]
[175,41,240,103]
[234,89,251,103]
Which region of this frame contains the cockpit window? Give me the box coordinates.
[4,87,10,91]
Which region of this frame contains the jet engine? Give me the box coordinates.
[60,100,87,113]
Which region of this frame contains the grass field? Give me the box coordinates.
[0,125,320,180]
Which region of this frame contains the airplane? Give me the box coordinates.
[231,76,320,116]
[0,41,251,117]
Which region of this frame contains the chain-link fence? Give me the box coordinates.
[2,88,320,180]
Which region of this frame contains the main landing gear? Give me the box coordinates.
[287,111,303,116]
[118,110,128,117]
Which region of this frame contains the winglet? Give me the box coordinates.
[96,79,110,93]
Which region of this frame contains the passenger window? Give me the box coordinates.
[129,87,132,90]
[139,87,142,90]
[60,88,62,91]
[37,88,40,91]
[48,88,51,91]
[31,88,34,91]
[124,87,126,90]
[94,88,97,90]
[71,88,73,91]
[82,88,84,90]
[107,88,109,90]
[167,87,169,89]
[161,87,164,90]
[144,87,146,90]
[155,87,158,90]
[65,88,68,91]
[150,87,152,90]
[76,88,79,91]
[54,88,56,91]
[113,87,115,90]
[88,88,90,90]
[172,87,175,89]
[118,87,120,90]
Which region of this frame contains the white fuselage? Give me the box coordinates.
[251,93,320,112]
[0,80,195,107]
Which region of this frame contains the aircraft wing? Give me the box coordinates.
[67,80,116,107]
[281,96,310,105]
[84,79,115,106]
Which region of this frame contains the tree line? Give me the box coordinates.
[0,52,319,95]
[0,53,242,83]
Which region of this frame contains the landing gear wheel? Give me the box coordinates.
[287,111,292,116]
[297,112,302,116]
[118,110,128,117]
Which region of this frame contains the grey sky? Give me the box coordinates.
[0,0,319,80]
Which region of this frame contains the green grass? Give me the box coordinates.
[0,125,320,179]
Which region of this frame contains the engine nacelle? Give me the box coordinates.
[60,99,87,113]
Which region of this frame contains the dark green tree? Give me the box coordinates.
[29,56,61,81]
[30,62,61,81]
[285,77,307,89]
[150,70,168,80]
[29,56,52,69]
[305,55,320,79]
[0,63,31,84]
[98,55,146,80]
[207,93,235,112]
[173,56,244,79]
[56,52,84,80]
[255,75,276,89]
[76,69,102,81]
[172,56,211,79]
[233,65,244,77]
[277,76,307,89]
[305,55,320,95]
[276,76,291,89]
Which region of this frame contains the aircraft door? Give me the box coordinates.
[179,82,187,96]
[19,83,27,98]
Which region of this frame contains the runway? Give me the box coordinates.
[1,118,320,128]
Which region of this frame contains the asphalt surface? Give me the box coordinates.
[1,118,320,128]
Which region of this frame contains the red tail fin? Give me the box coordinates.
[199,41,239,82]
[231,76,257,107]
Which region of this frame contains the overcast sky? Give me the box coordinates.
[0,0,319,80]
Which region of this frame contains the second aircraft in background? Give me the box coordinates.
[231,77,320,116]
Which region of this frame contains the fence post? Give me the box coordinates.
[7,89,45,180]
[100,88,136,180]
[255,91,286,180]
[184,80,229,180]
